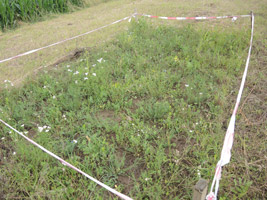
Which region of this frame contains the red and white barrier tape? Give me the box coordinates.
[0,119,133,200]
[206,12,254,200]
[140,13,250,20]
[0,15,133,64]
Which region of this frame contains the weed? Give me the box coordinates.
[0,19,261,199]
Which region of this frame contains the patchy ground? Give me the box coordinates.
[0,0,267,199]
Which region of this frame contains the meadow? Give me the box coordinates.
[0,0,112,30]
[1,19,264,199]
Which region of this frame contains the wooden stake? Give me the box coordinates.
[193,179,208,200]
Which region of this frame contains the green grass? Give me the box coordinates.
[0,19,264,199]
[0,0,112,30]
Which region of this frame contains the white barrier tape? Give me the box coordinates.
[0,15,133,64]
[139,13,250,20]
[206,12,254,200]
[0,119,133,200]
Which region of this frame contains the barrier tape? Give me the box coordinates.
[0,119,133,200]
[0,15,134,64]
[0,11,254,200]
[206,12,254,200]
[139,13,250,20]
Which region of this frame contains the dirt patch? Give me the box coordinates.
[116,148,144,194]
[96,110,121,123]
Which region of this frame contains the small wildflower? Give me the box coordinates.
[92,73,96,77]
[43,86,47,89]
[92,64,96,67]
[13,152,16,155]
[185,84,189,87]
[189,130,193,133]
[68,69,72,72]
[45,129,49,133]
[24,131,28,135]
[85,72,88,76]
[197,169,201,177]
[196,122,199,125]
[72,140,77,144]
[232,16,237,22]
[73,71,79,75]
[84,77,88,80]
[21,124,24,127]
[53,95,56,99]
[145,178,150,181]
[62,168,65,171]
[75,80,78,84]
[97,58,103,63]
[38,127,44,132]
[66,65,70,68]
[1,137,5,140]
[199,92,203,95]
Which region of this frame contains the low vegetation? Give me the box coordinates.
[0,20,264,199]
[0,0,111,30]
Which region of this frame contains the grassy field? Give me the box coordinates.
[0,0,85,30]
[0,0,267,199]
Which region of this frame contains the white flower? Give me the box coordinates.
[73,71,79,75]
[196,122,199,125]
[92,64,96,67]
[62,168,65,171]
[189,130,193,133]
[66,65,70,68]
[1,137,5,140]
[43,86,47,89]
[84,77,88,80]
[11,83,14,86]
[47,126,51,129]
[197,169,201,177]
[185,84,189,87]
[85,73,88,76]
[9,131,12,134]
[38,127,44,132]
[92,73,96,77]
[13,152,16,155]
[21,124,24,127]
[97,58,103,63]
[45,129,49,133]
[73,140,77,144]
[43,125,47,129]
[232,16,237,22]
[68,69,72,72]
[53,95,56,99]
[85,67,88,70]
[199,92,203,95]
[75,80,78,84]
[24,131,28,135]
[145,178,150,181]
